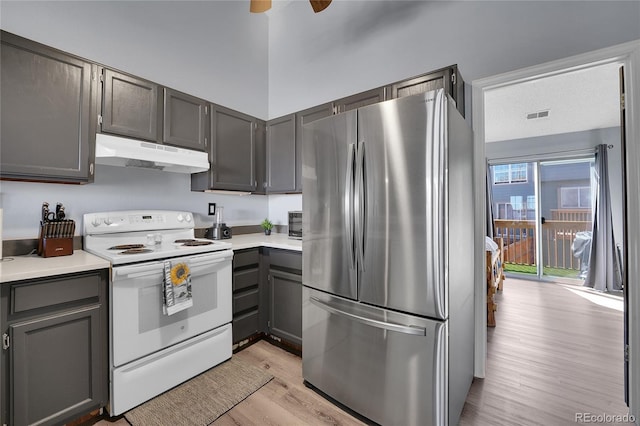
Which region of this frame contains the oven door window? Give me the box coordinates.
[111,251,232,367]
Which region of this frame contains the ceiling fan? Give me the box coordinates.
[250,0,332,13]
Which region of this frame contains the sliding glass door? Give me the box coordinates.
[490,157,594,280]
[491,162,538,277]
[539,159,594,279]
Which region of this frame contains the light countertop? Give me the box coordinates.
[0,250,111,284]
[229,233,302,252]
[0,234,300,284]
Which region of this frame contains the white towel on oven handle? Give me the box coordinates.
[163,259,193,315]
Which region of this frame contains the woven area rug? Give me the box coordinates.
[125,357,273,426]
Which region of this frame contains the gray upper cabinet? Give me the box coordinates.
[391,65,465,117]
[192,105,256,192]
[335,87,387,113]
[101,68,160,142]
[163,88,208,151]
[295,103,334,192]
[265,114,296,193]
[254,120,267,195]
[0,31,98,183]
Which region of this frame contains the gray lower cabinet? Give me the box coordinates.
[0,269,108,426]
[0,30,98,183]
[295,103,334,192]
[232,247,302,350]
[266,249,302,347]
[232,249,262,343]
[192,105,257,192]
[162,88,208,151]
[265,114,296,193]
[101,68,160,142]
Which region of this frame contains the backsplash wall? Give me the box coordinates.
[0,165,269,240]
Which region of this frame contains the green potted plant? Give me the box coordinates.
[261,218,274,235]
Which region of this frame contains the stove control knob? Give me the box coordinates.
[185,213,192,223]
[91,218,102,227]
[104,218,113,226]
[177,213,184,222]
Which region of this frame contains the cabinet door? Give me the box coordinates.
[295,103,334,192]
[209,105,256,191]
[390,65,465,117]
[269,269,302,346]
[266,114,296,193]
[163,88,208,151]
[254,120,267,195]
[391,69,446,99]
[10,305,105,426]
[335,87,387,113]
[101,68,159,141]
[0,31,97,183]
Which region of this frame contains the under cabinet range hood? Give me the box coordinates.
[95,133,209,174]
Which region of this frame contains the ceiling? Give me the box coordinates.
[484,61,622,143]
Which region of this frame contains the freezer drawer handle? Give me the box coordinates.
[310,297,426,336]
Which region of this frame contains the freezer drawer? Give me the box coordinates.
[302,287,448,426]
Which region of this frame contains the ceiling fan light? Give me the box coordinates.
[250,0,272,13]
[309,0,332,13]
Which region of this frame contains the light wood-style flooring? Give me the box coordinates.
[460,278,628,426]
[94,278,628,425]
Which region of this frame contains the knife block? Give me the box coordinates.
[38,222,74,258]
[39,237,73,257]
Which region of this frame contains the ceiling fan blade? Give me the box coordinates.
[250,0,272,13]
[309,0,332,13]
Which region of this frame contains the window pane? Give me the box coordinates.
[510,163,528,183]
[560,187,579,208]
[579,187,591,208]
[494,165,509,184]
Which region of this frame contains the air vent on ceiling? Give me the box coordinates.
[526,109,550,120]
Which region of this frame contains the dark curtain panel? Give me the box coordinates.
[486,162,495,238]
[584,144,622,292]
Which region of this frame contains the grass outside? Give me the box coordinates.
[504,263,584,279]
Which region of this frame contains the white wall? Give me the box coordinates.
[268,194,302,226]
[268,1,640,117]
[0,165,268,239]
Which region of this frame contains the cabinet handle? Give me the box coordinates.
[270,270,301,283]
[89,163,94,175]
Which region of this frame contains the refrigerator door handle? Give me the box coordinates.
[345,143,356,270]
[355,142,366,269]
[309,297,427,336]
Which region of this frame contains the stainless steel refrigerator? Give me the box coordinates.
[302,88,475,426]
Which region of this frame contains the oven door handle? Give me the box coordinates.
[189,253,232,269]
[115,263,163,279]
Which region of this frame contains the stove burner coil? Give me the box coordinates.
[181,240,214,246]
[174,239,196,243]
[109,244,145,250]
[119,248,153,255]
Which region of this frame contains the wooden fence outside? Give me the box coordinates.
[494,218,592,271]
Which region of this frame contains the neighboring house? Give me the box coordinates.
[492,161,592,222]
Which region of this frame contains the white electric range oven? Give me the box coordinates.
[83,210,233,415]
